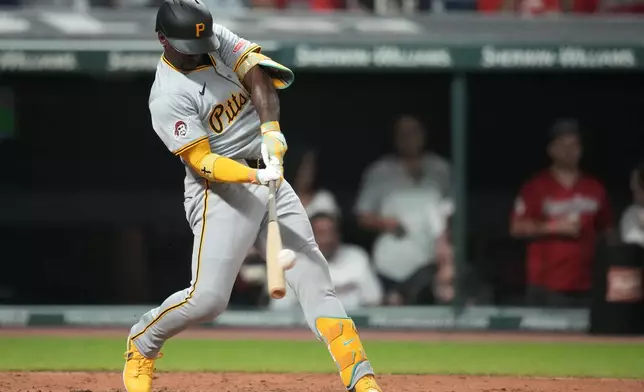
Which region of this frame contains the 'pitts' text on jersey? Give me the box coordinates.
[208,91,249,134]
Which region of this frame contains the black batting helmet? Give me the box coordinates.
[155,0,220,55]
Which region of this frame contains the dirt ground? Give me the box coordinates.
[2,372,644,392]
[1,327,643,392]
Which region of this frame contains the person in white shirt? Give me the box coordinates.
[620,162,644,247]
[270,213,383,311]
[286,147,341,218]
[354,114,453,305]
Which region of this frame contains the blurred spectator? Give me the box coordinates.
[620,161,644,247]
[200,0,247,11]
[285,148,340,218]
[601,0,644,13]
[271,0,347,10]
[477,0,600,14]
[355,114,453,305]
[234,246,269,307]
[149,0,246,11]
[510,119,614,308]
[307,0,345,10]
[270,213,383,311]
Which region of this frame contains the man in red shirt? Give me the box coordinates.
[510,119,614,308]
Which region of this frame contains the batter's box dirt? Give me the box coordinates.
[0,372,643,392]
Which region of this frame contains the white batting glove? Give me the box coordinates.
[260,121,288,166]
[255,163,282,186]
[261,143,283,170]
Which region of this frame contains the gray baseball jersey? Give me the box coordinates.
[127,23,375,390]
[149,23,262,160]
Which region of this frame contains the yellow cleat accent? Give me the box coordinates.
[352,375,383,392]
[122,341,162,392]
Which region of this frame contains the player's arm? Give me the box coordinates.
[180,138,271,184]
[243,66,280,123]
[215,24,293,165]
[214,23,294,92]
[149,93,279,185]
[243,65,288,167]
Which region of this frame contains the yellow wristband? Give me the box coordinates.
[261,121,281,135]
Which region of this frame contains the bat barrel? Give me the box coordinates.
[265,201,286,298]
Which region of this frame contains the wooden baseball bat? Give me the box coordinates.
[266,180,286,299]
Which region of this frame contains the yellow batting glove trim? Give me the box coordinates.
[261,122,287,165]
[261,121,281,135]
[315,317,368,389]
[270,138,284,162]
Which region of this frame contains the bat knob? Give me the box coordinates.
[270,288,286,299]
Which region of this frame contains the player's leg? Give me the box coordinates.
[124,183,266,392]
[255,181,382,392]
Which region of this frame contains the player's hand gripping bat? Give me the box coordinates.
[266,180,288,299]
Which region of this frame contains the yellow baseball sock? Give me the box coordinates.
[316,317,369,389]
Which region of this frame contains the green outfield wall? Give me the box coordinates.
[0,306,589,332]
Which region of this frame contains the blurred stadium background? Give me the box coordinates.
[0,0,644,390]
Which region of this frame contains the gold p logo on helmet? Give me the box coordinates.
[195,23,205,37]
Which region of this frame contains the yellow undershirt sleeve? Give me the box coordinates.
[180,138,259,184]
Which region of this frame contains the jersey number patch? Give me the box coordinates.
[208,91,249,134]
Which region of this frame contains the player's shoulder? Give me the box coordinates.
[212,22,245,49]
[149,88,195,109]
[212,22,259,64]
[149,63,196,107]
[148,90,197,120]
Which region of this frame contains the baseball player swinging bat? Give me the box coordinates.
[123,1,383,392]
